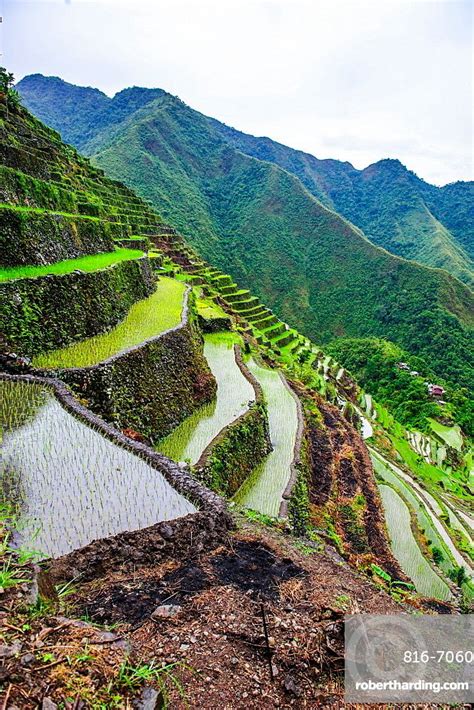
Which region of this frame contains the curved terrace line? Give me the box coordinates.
[1,379,196,558]
[0,371,229,563]
[233,358,303,518]
[379,484,451,601]
[158,339,257,466]
[32,278,188,369]
[371,448,473,576]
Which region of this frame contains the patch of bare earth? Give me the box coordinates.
[2,520,453,708]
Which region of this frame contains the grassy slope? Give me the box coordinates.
[17,80,474,392]
[209,120,474,286]
[0,248,144,282]
[33,277,185,368]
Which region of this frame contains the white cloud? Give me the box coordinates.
[3,0,472,184]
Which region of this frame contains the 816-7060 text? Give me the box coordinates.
[403,651,473,664]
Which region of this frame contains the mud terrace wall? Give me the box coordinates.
[51,291,217,443]
[0,257,156,357]
[0,372,232,582]
[195,346,272,497]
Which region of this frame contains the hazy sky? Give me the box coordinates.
[3,0,472,185]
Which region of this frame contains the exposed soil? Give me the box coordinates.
[1,516,453,708]
[77,540,306,628]
[303,392,407,581]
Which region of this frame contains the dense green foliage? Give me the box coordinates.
[16,75,474,396]
[210,120,474,286]
[0,66,21,109]
[327,337,473,438]
[16,74,165,152]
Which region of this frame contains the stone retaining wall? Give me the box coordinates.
[0,206,128,266]
[195,345,272,497]
[0,257,156,357]
[0,372,232,582]
[52,289,217,443]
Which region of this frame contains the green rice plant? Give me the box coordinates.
[0,248,144,282]
[378,484,451,600]
[157,334,253,464]
[233,358,299,517]
[33,277,185,368]
[1,379,196,559]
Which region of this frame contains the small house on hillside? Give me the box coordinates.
[428,383,445,398]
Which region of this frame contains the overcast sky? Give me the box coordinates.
[3,0,472,185]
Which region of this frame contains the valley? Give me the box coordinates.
[0,76,472,707]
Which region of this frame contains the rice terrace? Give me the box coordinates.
[0,2,473,705]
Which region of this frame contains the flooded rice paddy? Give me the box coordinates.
[234,359,299,517]
[0,380,196,558]
[379,484,451,600]
[33,277,185,369]
[157,334,254,464]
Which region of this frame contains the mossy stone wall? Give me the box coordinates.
[195,346,272,497]
[60,317,217,443]
[0,207,128,266]
[197,402,272,497]
[0,257,155,357]
[197,314,232,333]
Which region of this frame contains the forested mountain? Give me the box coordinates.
[16,74,165,152]
[210,119,474,286]
[17,74,474,393]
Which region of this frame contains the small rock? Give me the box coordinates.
[150,604,181,620]
[20,653,35,666]
[231,656,238,665]
[96,631,118,642]
[0,641,21,658]
[283,674,301,697]
[159,524,174,539]
[113,638,133,654]
[179,643,189,652]
[132,686,161,710]
[42,699,58,710]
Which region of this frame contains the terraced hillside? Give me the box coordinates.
[16,74,474,396]
[0,97,409,578]
[1,86,472,706]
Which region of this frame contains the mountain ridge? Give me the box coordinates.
[208,117,474,284]
[16,74,474,394]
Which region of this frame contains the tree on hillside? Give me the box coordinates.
[0,67,22,111]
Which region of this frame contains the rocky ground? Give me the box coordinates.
[2,513,453,709]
